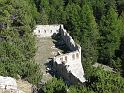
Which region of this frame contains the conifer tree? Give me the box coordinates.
[65,3,81,40]
[0,0,42,84]
[99,7,124,67]
[48,0,65,24]
[88,0,105,21]
[80,2,100,64]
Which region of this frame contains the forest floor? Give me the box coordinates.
[34,37,64,83]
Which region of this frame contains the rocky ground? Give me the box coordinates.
[34,37,64,83]
[0,77,31,93]
[16,79,32,93]
[93,63,115,72]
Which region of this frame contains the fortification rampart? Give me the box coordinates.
[54,50,81,64]
[33,25,60,37]
[33,24,85,84]
[59,25,79,51]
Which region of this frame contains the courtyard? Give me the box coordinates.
[34,34,69,83]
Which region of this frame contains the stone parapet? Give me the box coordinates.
[33,25,60,38]
[33,24,86,84]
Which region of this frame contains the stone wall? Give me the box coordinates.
[53,25,85,84]
[33,25,60,37]
[59,25,78,51]
[53,50,83,84]
[33,24,86,84]
[53,50,81,65]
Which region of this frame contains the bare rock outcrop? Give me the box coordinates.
[0,76,25,93]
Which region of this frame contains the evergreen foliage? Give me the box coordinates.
[0,0,42,85]
[43,77,67,93]
[1,0,124,92]
[80,3,100,64]
[99,7,124,70]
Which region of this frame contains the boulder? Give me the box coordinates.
[0,76,17,90]
[0,76,25,93]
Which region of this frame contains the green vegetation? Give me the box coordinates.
[0,0,124,92]
[43,77,67,93]
[0,0,41,85]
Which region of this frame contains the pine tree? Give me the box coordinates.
[80,3,100,64]
[99,7,124,67]
[0,0,42,84]
[47,0,65,24]
[88,0,105,21]
[65,3,81,40]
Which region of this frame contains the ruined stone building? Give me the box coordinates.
[33,25,86,84]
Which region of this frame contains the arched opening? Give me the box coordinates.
[56,30,59,32]
[38,30,40,33]
[72,54,75,60]
[76,53,79,59]
[60,57,63,61]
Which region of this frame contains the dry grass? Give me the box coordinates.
[17,79,32,93]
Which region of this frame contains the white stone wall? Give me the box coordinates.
[54,50,81,65]
[53,26,85,83]
[59,26,78,51]
[33,25,60,37]
[33,24,86,84]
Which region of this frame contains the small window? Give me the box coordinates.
[72,54,75,60]
[76,53,79,58]
[38,30,40,33]
[51,30,52,33]
[44,30,46,33]
[60,57,63,61]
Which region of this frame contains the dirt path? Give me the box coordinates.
[34,37,63,83]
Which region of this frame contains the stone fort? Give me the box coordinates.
[33,24,86,84]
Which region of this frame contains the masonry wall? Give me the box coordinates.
[59,25,78,51]
[33,25,60,37]
[53,25,84,83]
[53,50,81,66]
[33,24,85,84]
[53,50,82,83]
[52,62,81,84]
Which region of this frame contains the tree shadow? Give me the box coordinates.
[119,37,124,77]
